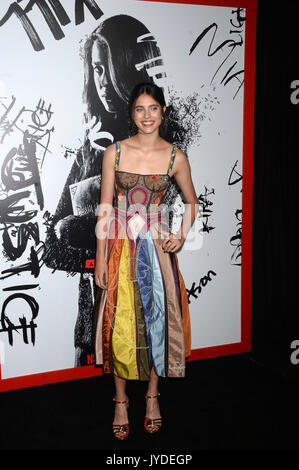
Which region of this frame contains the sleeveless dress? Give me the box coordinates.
[93,142,191,381]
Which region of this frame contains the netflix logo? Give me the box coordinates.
[85,259,95,269]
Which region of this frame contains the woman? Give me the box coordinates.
[94,82,199,439]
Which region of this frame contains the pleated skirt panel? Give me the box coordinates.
[93,222,191,381]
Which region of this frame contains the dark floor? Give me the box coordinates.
[1,353,299,454]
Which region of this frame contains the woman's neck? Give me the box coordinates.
[133,131,162,150]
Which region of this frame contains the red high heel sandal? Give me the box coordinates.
[144,393,162,434]
[112,397,130,440]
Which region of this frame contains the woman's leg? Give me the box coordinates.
[145,366,161,421]
[113,374,129,426]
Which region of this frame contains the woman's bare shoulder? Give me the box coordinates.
[171,147,190,176]
[102,143,117,167]
[117,137,135,150]
[162,139,174,151]
[175,147,188,161]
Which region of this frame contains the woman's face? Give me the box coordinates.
[132,93,166,135]
[91,40,118,113]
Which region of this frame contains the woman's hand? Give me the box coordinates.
[161,231,185,253]
[95,259,108,289]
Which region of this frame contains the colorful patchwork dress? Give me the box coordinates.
[93,142,191,380]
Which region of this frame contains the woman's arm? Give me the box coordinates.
[94,144,115,288]
[162,149,199,252]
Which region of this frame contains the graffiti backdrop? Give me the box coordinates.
[0,0,256,390]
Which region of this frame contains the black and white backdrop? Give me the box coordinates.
[0,0,255,389]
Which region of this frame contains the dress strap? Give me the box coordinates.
[167,145,177,175]
[114,141,121,170]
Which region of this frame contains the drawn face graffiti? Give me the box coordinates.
[91,39,118,113]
